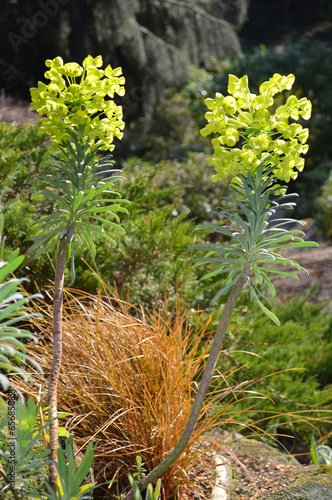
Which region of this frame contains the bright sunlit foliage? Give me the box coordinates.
[201,73,311,183]
[30,55,125,152]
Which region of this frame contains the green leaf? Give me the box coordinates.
[72,441,94,487]
[310,436,319,466]
[67,222,76,243]
[258,266,300,278]
[210,279,238,304]
[0,255,24,282]
[89,216,125,233]
[81,228,96,258]
[201,265,242,281]
[255,296,280,325]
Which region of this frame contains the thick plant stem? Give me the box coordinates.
[48,235,68,492]
[124,271,248,500]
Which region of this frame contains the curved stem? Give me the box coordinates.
[124,271,248,500]
[48,235,68,492]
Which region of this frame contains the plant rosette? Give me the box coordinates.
[201,73,311,184]
[30,55,125,153]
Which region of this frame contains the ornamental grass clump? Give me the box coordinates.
[24,289,263,499]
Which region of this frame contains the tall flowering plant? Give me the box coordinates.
[27,55,128,492]
[123,74,318,499]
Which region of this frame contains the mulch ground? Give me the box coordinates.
[179,448,296,500]
[180,441,332,500]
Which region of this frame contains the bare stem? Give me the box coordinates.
[48,235,68,492]
[124,271,248,500]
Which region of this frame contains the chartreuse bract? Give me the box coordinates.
[201,73,311,183]
[27,55,128,493]
[30,55,125,153]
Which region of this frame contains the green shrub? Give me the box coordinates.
[186,36,332,217]
[0,120,54,283]
[316,168,332,242]
[0,120,47,204]
[72,155,237,309]
[123,154,230,223]
[215,293,332,439]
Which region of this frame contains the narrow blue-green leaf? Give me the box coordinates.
[67,222,76,243]
[78,207,119,224]
[194,225,234,238]
[73,442,94,487]
[255,296,280,325]
[0,300,32,321]
[28,218,65,234]
[258,267,300,278]
[191,244,244,258]
[262,235,303,247]
[81,228,96,258]
[201,265,241,281]
[192,256,230,265]
[28,238,57,258]
[258,255,307,273]
[83,225,116,245]
[69,244,76,286]
[233,232,249,252]
[72,190,85,212]
[56,447,68,488]
[89,216,125,233]
[252,269,263,285]
[252,268,276,297]
[80,204,128,216]
[191,243,230,252]
[210,280,238,304]
[271,241,319,250]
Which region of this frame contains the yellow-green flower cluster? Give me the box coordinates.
[201,73,312,183]
[30,55,125,152]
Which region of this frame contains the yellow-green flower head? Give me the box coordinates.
[30,55,125,152]
[201,73,312,183]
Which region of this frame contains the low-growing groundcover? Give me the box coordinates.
[211,293,332,444]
